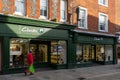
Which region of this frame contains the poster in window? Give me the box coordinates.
[10,44,22,55]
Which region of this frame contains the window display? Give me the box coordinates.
[96,45,104,61]
[76,45,83,63]
[76,44,91,64]
[51,41,66,64]
[91,46,95,60]
[10,38,29,68]
[39,44,48,62]
[105,45,113,61]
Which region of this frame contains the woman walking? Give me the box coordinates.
[25,51,35,76]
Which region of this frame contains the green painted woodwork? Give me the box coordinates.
[113,44,117,64]
[76,62,93,68]
[3,37,9,70]
[0,14,75,30]
[0,15,76,74]
[76,34,114,44]
[0,23,69,39]
[67,37,76,69]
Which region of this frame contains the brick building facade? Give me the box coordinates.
[115,0,120,64]
[0,0,117,74]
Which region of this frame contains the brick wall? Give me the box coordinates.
[0,0,115,34]
[0,0,61,20]
[115,0,120,32]
[69,0,115,34]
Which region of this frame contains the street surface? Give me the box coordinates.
[1,64,120,80]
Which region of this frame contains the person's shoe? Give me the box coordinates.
[30,72,34,75]
[24,72,27,76]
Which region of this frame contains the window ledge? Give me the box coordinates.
[39,16,47,20]
[98,30,108,32]
[14,12,24,16]
[78,26,88,29]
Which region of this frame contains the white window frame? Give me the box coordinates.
[98,12,108,32]
[78,6,88,29]
[40,0,48,19]
[98,0,108,7]
[60,0,67,22]
[14,0,25,16]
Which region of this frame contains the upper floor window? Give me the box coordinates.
[98,0,108,6]
[40,0,48,19]
[15,0,25,15]
[98,12,108,32]
[60,0,67,22]
[78,7,87,29]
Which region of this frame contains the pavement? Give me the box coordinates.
[1,64,120,80]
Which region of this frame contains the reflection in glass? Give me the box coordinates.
[96,45,104,61]
[10,38,29,68]
[76,44,91,64]
[51,41,66,64]
[105,45,113,61]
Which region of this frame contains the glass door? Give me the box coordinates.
[30,43,49,64]
[39,44,48,63]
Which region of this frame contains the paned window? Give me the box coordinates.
[98,0,108,6]
[60,0,67,22]
[40,0,48,19]
[78,7,87,29]
[15,0,25,15]
[99,13,108,32]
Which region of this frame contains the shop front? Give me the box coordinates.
[73,30,117,67]
[0,15,75,74]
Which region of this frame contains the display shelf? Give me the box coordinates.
[51,54,63,64]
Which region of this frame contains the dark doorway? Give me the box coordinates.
[30,40,51,67]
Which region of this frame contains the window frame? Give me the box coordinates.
[60,0,67,22]
[40,0,48,19]
[78,6,88,29]
[14,0,26,16]
[98,0,108,7]
[98,12,108,32]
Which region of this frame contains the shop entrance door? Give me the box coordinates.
[30,40,50,67]
[91,45,105,64]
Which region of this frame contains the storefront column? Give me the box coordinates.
[113,38,117,64]
[2,37,9,74]
[67,35,76,69]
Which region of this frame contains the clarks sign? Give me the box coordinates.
[19,25,48,34]
[21,27,38,33]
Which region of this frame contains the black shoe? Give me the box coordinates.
[25,72,27,76]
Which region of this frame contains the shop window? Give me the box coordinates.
[30,44,48,63]
[51,41,66,64]
[10,38,29,68]
[105,45,113,61]
[76,44,91,64]
[96,45,105,61]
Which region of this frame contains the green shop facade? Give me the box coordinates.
[73,30,117,67]
[0,15,117,74]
